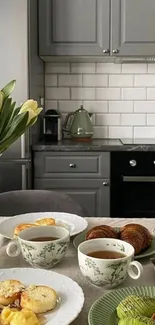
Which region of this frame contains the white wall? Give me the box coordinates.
[45,62,155,139]
[0,0,28,106]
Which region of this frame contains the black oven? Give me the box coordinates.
[110,151,155,218]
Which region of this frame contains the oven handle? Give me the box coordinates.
[123,176,155,182]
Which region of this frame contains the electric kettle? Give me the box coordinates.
[63,105,93,140]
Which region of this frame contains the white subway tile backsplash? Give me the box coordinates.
[83,101,108,113]
[96,63,121,74]
[45,74,57,87]
[121,114,146,126]
[46,87,70,100]
[122,88,146,100]
[71,88,95,100]
[135,75,155,87]
[93,127,108,138]
[45,62,155,139]
[83,74,108,87]
[134,101,155,113]
[148,64,155,73]
[45,100,58,111]
[109,101,133,113]
[45,63,70,74]
[96,88,121,100]
[71,63,95,74]
[109,127,133,138]
[96,114,120,126]
[147,114,155,126]
[122,64,147,74]
[109,75,134,87]
[58,101,82,112]
[58,74,82,87]
[147,88,155,100]
[134,127,155,138]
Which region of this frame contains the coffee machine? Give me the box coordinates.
[43,109,62,141]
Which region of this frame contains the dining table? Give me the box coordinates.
[0,217,155,325]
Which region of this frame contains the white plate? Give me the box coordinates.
[0,212,88,239]
[0,268,84,325]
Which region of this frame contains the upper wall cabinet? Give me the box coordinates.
[111,0,155,56]
[38,0,110,56]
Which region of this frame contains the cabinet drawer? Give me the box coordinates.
[34,152,110,178]
[34,178,110,217]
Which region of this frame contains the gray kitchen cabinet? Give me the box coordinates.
[38,0,110,56]
[34,152,110,179]
[34,178,110,217]
[111,0,155,56]
[33,151,110,217]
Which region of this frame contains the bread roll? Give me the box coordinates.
[35,218,55,226]
[86,225,118,240]
[120,223,152,255]
[14,223,37,237]
[0,280,25,305]
[20,285,57,313]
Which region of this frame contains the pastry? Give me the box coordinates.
[14,223,37,237]
[20,285,57,313]
[86,225,118,240]
[120,224,152,255]
[117,295,155,319]
[1,307,40,325]
[35,218,55,226]
[0,280,25,305]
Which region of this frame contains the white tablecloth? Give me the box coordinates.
[0,217,155,325]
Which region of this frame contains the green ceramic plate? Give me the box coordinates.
[73,231,155,259]
[88,286,155,325]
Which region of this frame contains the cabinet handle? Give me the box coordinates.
[103,49,109,54]
[103,182,109,186]
[69,163,76,168]
[112,49,119,54]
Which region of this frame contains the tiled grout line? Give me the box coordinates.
[44,63,155,138]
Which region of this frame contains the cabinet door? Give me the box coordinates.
[39,0,110,56]
[34,178,110,217]
[34,152,110,179]
[111,0,155,56]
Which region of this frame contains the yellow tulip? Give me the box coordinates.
[19,99,42,124]
[0,91,4,110]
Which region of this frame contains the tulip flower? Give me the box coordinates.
[0,91,4,110]
[0,80,42,154]
[19,99,42,125]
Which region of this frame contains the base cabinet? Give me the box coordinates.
[34,178,110,217]
[33,151,110,217]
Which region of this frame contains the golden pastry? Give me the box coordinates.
[35,218,55,226]
[21,285,57,314]
[14,223,37,237]
[0,280,25,305]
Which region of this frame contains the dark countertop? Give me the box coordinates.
[32,139,155,152]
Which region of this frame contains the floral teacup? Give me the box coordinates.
[78,238,143,288]
[6,226,70,269]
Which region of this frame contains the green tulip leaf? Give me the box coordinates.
[0,112,29,153]
[0,111,28,143]
[27,116,38,127]
[0,102,18,139]
[1,80,16,98]
[0,98,14,137]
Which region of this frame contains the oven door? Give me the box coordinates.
[121,176,155,217]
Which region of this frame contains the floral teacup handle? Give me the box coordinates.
[6,240,21,257]
[128,261,143,279]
